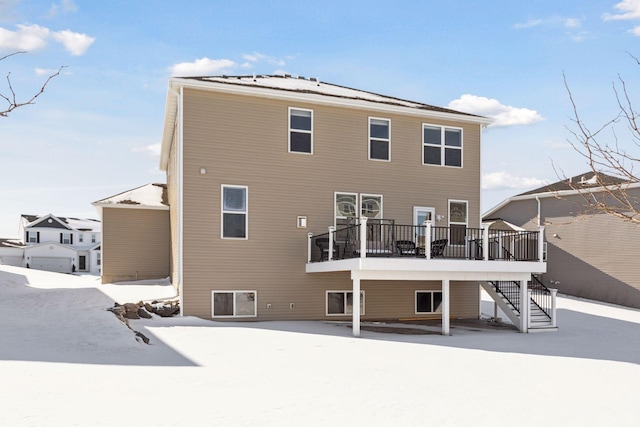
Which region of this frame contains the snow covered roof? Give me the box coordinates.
[0,238,25,248]
[21,214,101,233]
[483,171,640,219]
[92,183,168,209]
[182,75,482,116]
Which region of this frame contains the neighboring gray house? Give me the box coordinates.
[484,171,640,308]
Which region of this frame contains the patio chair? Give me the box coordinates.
[395,240,416,256]
[431,239,448,258]
[315,237,339,261]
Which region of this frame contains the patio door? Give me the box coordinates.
[413,207,435,245]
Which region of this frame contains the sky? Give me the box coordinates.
[2,0,640,237]
[2,264,640,426]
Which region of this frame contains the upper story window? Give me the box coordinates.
[369,117,390,161]
[289,107,313,154]
[91,234,96,243]
[61,233,72,245]
[222,185,248,239]
[79,234,84,243]
[423,124,463,168]
[27,231,38,243]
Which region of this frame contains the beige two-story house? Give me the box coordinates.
[159,75,552,335]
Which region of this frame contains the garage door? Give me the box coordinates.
[31,257,72,273]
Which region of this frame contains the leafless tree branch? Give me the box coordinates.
[1,51,65,117]
[562,55,640,224]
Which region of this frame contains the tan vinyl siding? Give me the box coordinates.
[177,88,483,319]
[101,207,171,284]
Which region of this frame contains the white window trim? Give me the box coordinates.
[360,193,383,219]
[27,231,37,243]
[325,290,365,316]
[415,290,444,314]
[448,199,468,247]
[288,107,313,155]
[368,117,391,162]
[422,123,464,168]
[79,234,84,243]
[62,233,71,245]
[211,290,258,318]
[221,184,249,240]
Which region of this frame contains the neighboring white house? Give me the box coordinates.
[3,214,103,274]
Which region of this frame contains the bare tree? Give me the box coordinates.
[563,52,640,224]
[1,51,65,117]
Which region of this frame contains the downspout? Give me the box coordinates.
[535,196,541,226]
[170,84,185,317]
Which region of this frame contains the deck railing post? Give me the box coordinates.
[359,217,367,258]
[550,288,557,328]
[423,220,431,259]
[538,226,545,263]
[483,226,489,261]
[328,226,335,261]
[307,232,313,263]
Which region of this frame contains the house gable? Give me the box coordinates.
[26,214,71,230]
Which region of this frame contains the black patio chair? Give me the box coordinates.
[395,240,416,256]
[315,237,339,261]
[431,239,448,258]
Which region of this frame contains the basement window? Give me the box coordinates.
[212,291,257,318]
[416,291,443,314]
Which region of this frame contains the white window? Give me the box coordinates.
[62,233,71,244]
[97,252,101,266]
[79,234,84,243]
[326,291,365,316]
[416,291,443,314]
[27,231,37,243]
[91,234,96,243]
[369,117,390,161]
[423,124,463,167]
[212,291,257,317]
[360,194,383,219]
[222,185,248,239]
[335,192,358,228]
[448,200,468,246]
[289,107,313,154]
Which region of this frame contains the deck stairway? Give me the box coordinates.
[481,277,557,333]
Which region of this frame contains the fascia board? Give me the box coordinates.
[167,78,493,125]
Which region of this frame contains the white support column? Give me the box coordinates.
[423,220,431,259]
[538,226,546,262]
[442,279,450,336]
[551,288,557,328]
[328,226,335,261]
[482,226,489,261]
[307,232,313,263]
[352,276,361,337]
[359,217,367,258]
[520,280,528,333]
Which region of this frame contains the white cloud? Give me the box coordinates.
[482,171,547,190]
[513,18,543,29]
[169,57,236,76]
[569,31,588,42]
[603,0,640,20]
[242,51,286,67]
[448,94,544,128]
[632,25,640,35]
[564,18,582,28]
[0,24,93,55]
[48,0,78,17]
[52,30,94,55]
[0,24,50,51]
[132,143,161,158]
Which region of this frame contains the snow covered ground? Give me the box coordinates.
[1,265,639,427]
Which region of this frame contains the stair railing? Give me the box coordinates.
[491,280,521,314]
